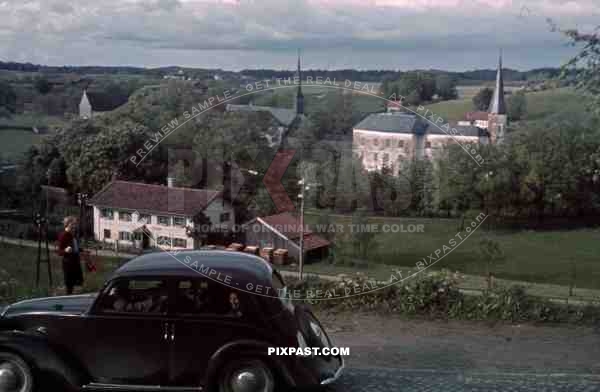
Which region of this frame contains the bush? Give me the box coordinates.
[287,271,600,325]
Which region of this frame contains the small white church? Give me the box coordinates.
[79,89,128,119]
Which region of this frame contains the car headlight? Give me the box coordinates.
[297,331,308,348]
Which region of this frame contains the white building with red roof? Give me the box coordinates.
[89,180,235,250]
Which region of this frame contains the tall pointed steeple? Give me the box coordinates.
[488,50,507,115]
[295,49,304,115]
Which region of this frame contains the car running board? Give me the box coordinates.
[83,383,202,391]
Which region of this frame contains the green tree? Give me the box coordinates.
[508,90,527,121]
[435,74,458,100]
[472,87,493,111]
[351,208,377,259]
[35,77,52,95]
[0,81,16,114]
[558,25,600,117]
[479,238,505,290]
[186,211,212,249]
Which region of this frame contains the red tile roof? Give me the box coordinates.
[90,180,221,216]
[466,111,490,121]
[257,212,331,251]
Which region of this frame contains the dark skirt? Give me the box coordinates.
[62,253,84,288]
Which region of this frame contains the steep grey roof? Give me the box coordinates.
[226,104,298,127]
[354,113,484,138]
[354,113,428,134]
[488,53,507,115]
[428,123,484,138]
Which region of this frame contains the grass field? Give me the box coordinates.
[0,129,47,162]
[0,113,67,129]
[0,243,124,304]
[303,212,600,292]
[423,87,585,122]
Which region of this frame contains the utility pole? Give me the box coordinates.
[77,193,88,242]
[34,213,52,288]
[297,178,320,281]
[298,179,306,281]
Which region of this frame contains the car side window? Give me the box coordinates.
[175,279,246,318]
[98,279,169,315]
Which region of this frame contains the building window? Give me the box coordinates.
[425,141,432,149]
[119,212,132,222]
[173,216,186,227]
[157,236,171,247]
[373,138,379,146]
[138,214,151,224]
[158,216,171,226]
[100,208,113,219]
[118,231,132,241]
[398,140,405,148]
[373,152,378,161]
[103,229,111,239]
[220,212,230,223]
[383,153,389,165]
[385,139,391,148]
[173,238,187,248]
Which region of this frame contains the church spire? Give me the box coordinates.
[295,49,304,115]
[489,50,506,115]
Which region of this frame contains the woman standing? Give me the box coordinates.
[56,216,84,295]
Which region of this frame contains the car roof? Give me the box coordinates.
[112,250,274,287]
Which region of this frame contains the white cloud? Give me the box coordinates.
[0,0,596,68]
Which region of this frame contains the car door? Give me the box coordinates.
[166,278,267,387]
[78,278,171,386]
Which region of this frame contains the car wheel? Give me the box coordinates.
[218,359,275,392]
[0,352,33,392]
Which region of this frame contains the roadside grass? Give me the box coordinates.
[0,129,47,162]
[303,212,600,294]
[0,243,124,304]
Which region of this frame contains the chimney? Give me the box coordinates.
[167,177,176,188]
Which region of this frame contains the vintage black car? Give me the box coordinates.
[0,251,343,392]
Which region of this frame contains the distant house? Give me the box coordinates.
[463,111,490,129]
[89,180,235,250]
[79,89,128,119]
[242,212,330,262]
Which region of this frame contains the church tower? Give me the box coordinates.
[488,51,508,144]
[294,50,304,116]
[79,89,92,119]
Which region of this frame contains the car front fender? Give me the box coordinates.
[205,339,298,389]
[0,329,88,390]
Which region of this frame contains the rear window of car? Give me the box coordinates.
[174,279,253,319]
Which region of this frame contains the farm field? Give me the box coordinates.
[424,87,585,122]
[0,113,68,129]
[0,129,47,162]
[303,212,600,292]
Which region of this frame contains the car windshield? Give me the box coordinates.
[271,271,293,312]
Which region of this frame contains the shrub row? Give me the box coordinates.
[287,271,600,325]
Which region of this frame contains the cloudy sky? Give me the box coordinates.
[0,0,598,71]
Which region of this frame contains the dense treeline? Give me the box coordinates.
[0,60,562,83]
[241,68,565,83]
